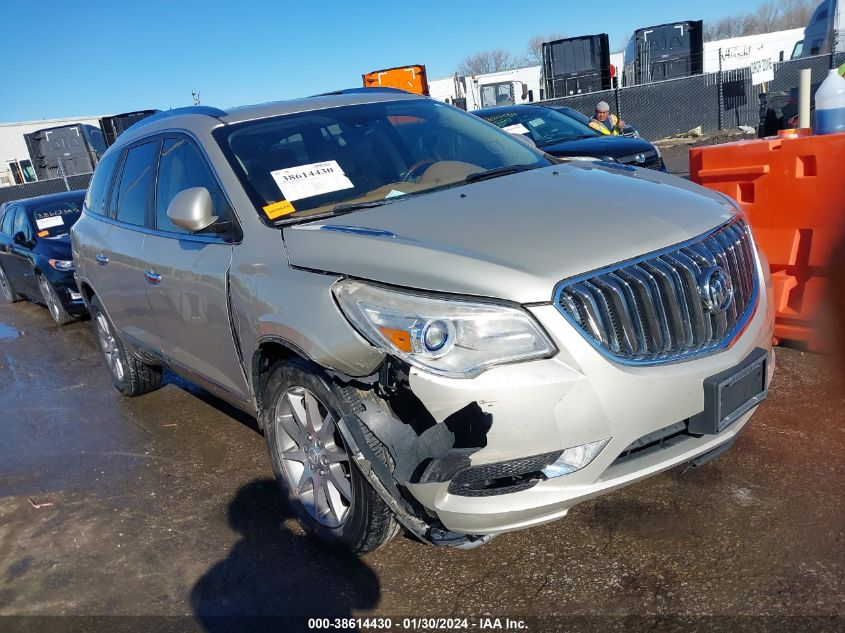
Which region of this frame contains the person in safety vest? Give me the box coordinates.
[589,101,625,135]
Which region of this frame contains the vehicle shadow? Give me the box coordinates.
[191,478,381,632]
[163,368,262,434]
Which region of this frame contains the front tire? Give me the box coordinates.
[38,275,73,325]
[0,264,22,303]
[263,358,399,554]
[89,296,162,396]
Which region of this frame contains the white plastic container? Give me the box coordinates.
[815,68,845,134]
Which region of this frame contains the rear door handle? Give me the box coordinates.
[144,270,161,285]
[95,254,109,266]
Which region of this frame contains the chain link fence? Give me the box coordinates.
[0,173,92,206]
[541,51,845,141]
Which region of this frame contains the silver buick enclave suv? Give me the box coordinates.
[72,89,775,553]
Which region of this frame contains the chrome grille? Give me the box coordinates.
[555,218,758,364]
[618,150,660,169]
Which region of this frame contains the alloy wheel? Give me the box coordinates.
[95,312,124,383]
[39,277,61,322]
[274,386,353,528]
[0,267,11,301]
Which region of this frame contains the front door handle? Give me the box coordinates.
[144,270,162,285]
[95,254,109,266]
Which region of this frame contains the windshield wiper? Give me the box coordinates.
[272,199,391,226]
[464,165,532,184]
[331,200,391,213]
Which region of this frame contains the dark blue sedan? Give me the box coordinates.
[474,105,667,172]
[0,190,87,324]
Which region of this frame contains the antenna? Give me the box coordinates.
[191,89,201,106]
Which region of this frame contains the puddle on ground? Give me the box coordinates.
[0,323,20,339]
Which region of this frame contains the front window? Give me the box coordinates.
[29,198,83,238]
[214,98,550,223]
[478,108,598,147]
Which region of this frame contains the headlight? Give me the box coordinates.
[48,259,74,271]
[333,279,556,378]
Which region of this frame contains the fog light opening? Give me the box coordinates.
[541,438,610,478]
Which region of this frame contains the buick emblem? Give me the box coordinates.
[635,153,646,164]
[699,266,734,313]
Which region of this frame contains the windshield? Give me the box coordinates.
[214,98,551,222]
[478,108,599,147]
[551,107,592,127]
[29,199,83,238]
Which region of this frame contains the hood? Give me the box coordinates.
[540,135,655,159]
[283,164,736,304]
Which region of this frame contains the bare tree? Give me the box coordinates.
[704,0,816,41]
[525,33,567,65]
[456,49,521,75]
[775,0,815,29]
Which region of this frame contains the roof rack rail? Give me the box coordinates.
[123,106,227,134]
[311,87,411,97]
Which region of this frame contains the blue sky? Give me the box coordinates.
[1,0,759,123]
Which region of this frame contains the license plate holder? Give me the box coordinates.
[688,348,769,435]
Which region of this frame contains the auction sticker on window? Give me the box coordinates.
[35,216,64,230]
[270,160,353,202]
[502,123,530,135]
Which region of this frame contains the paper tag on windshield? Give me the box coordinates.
[502,123,530,135]
[270,160,353,202]
[35,216,63,230]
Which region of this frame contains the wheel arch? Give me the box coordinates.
[252,337,314,419]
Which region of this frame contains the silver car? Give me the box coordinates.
[71,90,775,553]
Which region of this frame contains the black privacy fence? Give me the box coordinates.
[0,173,93,205]
[540,52,845,142]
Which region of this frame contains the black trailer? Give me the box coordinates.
[542,34,612,99]
[622,20,704,86]
[24,124,107,181]
[99,110,159,147]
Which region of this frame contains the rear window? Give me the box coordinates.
[30,198,84,238]
[214,98,549,223]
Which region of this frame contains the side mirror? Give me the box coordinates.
[13,231,30,247]
[521,83,528,100]
[166,187,217,232]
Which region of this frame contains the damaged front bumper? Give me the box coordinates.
[339,296,775,541]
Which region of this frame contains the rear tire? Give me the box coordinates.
[38,275,73,325]
[263,357,399,554]
[89,296,162,397]
[0,264,22,303]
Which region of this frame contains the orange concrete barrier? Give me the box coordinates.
[690,132,845,352]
